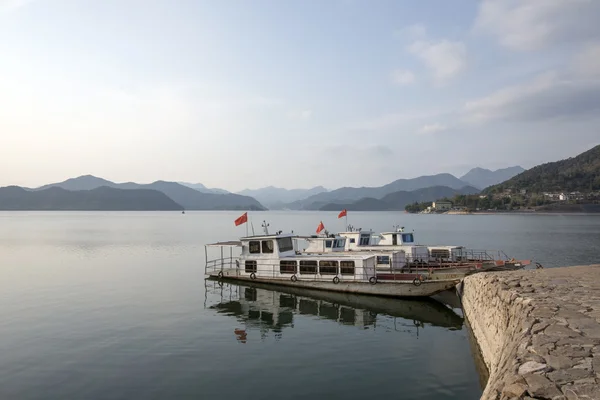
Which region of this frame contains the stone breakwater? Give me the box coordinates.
[460,265,600,400]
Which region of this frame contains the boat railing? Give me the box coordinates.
[205,256,379,282]
[205,255,469,283]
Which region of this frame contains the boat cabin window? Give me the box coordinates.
[261,240,274,254]
[401,233,414,243]
[334,239,345,248]
[349,238,355,244]
[359,235,370,246]
[245,260,257,273]
[392,234,398,245]
[319,260,338,275]
[249,241,261,254]
[277,237,294,253]
[431,249,450,259]
[376,255,390,265]
[280,260,297,274]
[325,240,333,248]
[299,260,318,275]
[340,261,355,275]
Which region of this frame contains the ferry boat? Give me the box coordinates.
[204,231,460,298]
[342,226,529,269]
[300,226,530,279]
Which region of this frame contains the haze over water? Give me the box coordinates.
[1,211,599,400]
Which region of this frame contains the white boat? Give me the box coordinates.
[204,231,460,298]
[327,226,529,269]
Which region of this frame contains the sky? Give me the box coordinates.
[1,0,599,192]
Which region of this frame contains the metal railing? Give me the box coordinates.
[205,256,472,283]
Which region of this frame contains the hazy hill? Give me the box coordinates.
[460,166,525,189]
[237,186,328,208]
[319,185,480,211]
[286,173,470,210]
[0,186,183,211]
[34,175,115,191]
[485,145,600,194]
[34,175,265,210]
[178,182,229,194]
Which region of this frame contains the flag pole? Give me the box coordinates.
[246,212,249,237]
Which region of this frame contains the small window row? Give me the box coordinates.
[243,260,356,275]
[284,260,355,275]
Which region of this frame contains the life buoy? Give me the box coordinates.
[250,272,257,280]
[413,277,422,286]
[369,276,377,285]
[291,275,298,282]
[333,276,340,284]
[217,271,223,278]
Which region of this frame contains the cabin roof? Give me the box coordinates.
[206,241,242,247]
[240,233,296,240]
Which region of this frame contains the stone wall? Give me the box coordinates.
[461,265,600,400]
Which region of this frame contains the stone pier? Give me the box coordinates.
[460,265,600,400]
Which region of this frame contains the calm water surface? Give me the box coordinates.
[1,211,599,400]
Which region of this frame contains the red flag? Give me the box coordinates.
[234,212,248,226]
[316,221,325,234]
[338,209,347,218]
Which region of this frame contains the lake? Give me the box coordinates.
[1,211,599,400]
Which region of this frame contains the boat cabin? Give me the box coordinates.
[302,234,407,271]
[205,232,378,282]
[427,246,466,262]
[336,229,429,262]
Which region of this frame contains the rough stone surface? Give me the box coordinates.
[524,374,562,398]
[460,264,600,400]
[518,361,548,375]
[502,383,528,398]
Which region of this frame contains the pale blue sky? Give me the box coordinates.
[1,0,599,191]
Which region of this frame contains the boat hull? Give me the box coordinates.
[207,269,459,298]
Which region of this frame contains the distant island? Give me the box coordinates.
[405,144,600,214]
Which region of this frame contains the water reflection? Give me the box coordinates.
[204,278,463,342]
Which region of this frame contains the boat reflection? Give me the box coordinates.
[204,278,463,342]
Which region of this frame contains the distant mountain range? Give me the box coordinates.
[237,186,328,208]
[14,175,266,211]
[460,166,525,189]
[283,173,471,210]
[0,186,183,211]
[319,185,480,211]
[485,144,600,194]
[0,164,525,211]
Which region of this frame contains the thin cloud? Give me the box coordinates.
[474,0,600,51]
[390,69,416,86]
[408,39,467,82]
[463,72,600,123]
[572,43,600,78]
[394,23,427,40]
[419,123,447,134]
